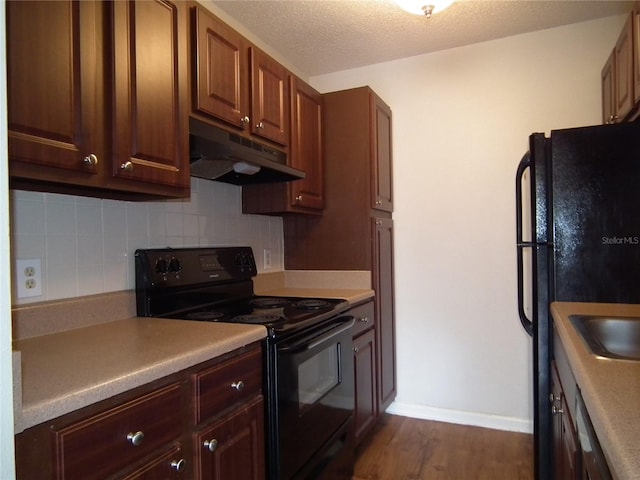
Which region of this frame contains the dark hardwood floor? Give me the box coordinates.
[352,414,533,480]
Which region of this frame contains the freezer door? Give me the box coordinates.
[551,122,640,303]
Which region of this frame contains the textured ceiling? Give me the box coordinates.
[211,0,634,76]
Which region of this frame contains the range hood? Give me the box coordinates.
[189,117,305,185]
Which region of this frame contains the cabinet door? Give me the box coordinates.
[290,77,324,210]
[601,50,616,124]
[121,445,185,479]
[372,94,393,212]
[551,363,578,480]
[111,0,189,189]
[634,3,640,105]
[194,396,265,480]
[192,6,250,130]
[7,1,103,180]
[614,13,634,121]
[250,47,290,146]
[353,328,377,445]
[373,217,396,412]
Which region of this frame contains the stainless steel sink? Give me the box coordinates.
[569,315,640,361]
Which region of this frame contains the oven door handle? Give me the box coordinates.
[279,316,355,353]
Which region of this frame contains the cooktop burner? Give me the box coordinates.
[294,299,331,310]
[231,314,284,324]
[249,297,289,309]
[186,311,225,321]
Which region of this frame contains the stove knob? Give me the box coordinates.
[168,258,182,273]
[155,258,168,274]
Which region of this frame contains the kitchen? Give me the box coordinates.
[1,1,639,479]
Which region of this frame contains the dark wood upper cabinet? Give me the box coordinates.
[614,13,634,121]
[7,0,190,199]
[191,6,289,147]
[602,8,640,124]
[634,3,640,105]
[601,50,616,124]
[250,47,290,146]
[242,76,323,215]
[192,6,250,130]
[110,0,190,190]
[7,1,104,181]
[372,96,393,213]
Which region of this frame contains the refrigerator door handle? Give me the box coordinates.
[516,152,534,337]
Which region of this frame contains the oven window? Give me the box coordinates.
[298,343,341,410]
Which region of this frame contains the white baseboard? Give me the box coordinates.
[385,401,533,434]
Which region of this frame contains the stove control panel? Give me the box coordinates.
[135,246,257,289]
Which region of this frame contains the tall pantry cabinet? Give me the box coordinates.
[283,86,396,442]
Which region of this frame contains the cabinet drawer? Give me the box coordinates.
[351,301,375,337]
[193,347,263,425]
[53,383,183,480]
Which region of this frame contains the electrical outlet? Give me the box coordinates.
[16,258,42,298]
[263,249,272,270]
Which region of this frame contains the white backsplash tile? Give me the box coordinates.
[10,178,285,305]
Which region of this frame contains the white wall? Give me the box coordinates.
[10,180,284,305]
[311,16,626,432]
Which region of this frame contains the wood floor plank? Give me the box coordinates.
[353,414,533,480]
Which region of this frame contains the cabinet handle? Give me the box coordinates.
[203,439,218,452]
[120,161,134,172]
[375,200,382,206]
[549,393,560,404]
[358,316,369,323]
[353,346,359,353]
[83,154,98,167]
[231,380,245,391]
[256,121,264,129]
[240,116,250,125]
[375,220,382,226]
[170,459,186,472]
[295,195,302,204]
[126,431,144,446]
[551,405,564,416]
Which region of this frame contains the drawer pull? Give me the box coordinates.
[358,316,369,323]
[170,459,186,472]
[203,439,218,452]
[126,431,145,446]
[231,380,245,391]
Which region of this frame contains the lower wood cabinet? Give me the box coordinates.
[551,362,578,480]
[15,342,265,480]
[350,300,378,445]
[194,396,265,480]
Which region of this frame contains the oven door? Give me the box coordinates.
[275,315,355,480]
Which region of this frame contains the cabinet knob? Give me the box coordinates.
[126,431,145,446]
[375,220,382,226]
[120,161,134,172]
[231,380,245,391]
[203,439,218,452]
[256,121,264,129]
[551,405,564,416]
[295,195,303,203]
[83,154,98,167]
[375,200,382,206]
[240,116,250,125]
[353,346,359,353]
[358,316,369,324]
[170,459,186,472]
[549,393,560,404]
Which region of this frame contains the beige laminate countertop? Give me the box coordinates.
[13,317,266,433]
[551,302,640,480]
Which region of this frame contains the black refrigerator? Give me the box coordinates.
[515,122,640,480]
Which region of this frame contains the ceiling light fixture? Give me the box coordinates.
[395,0,455,18]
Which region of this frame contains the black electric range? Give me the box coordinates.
[134,246,356,480]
